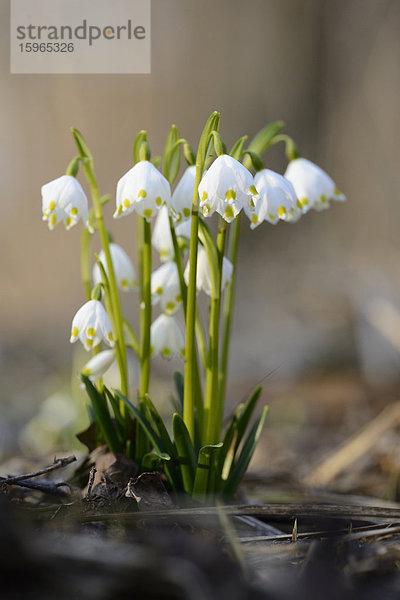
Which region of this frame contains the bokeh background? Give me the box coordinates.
[2,0,400,464]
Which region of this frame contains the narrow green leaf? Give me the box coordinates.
[173,371,184,409]
[214,412,240,490]
[144,394,176,458]
[192,443,223,500]
[66,156,80,177]
[163,125,181,183]
[115,390,181,491]
[132,130,147,164]
[173,414,196,494]
[103,386,127,439]
[81,376,121,453]
[242,150,264,172]
[183,141,196,166]
[71,128,93,161]
[234,386,263,456]
[229,135,248,161]
[197,111,220,169]
[151,155,162,168]
[247,121,285,155]
[223,406,269,497]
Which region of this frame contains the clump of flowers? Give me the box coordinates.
[42,114,345,502]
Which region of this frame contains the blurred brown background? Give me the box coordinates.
[1,0,400,457]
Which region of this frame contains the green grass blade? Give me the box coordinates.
[143,394,176,457]
[192,443,223,501]
[234,386,263,456]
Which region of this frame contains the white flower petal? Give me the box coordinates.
[150,314,185,359]
[171,166,196,222]
[81,349,116,382]
[151,262,182,315]
[41,175,93,232]
[93,243,137,292]
[152,204,174,262]
[70,300,114,351]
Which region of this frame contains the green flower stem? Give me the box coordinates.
[169,216,204,436]
[183,167,203,442]
[138,216,152,398]
[81,162,128,408]
[204,219,227,444]
[80,227,92,301]
[218,213,241,409]
[184,111,220,443]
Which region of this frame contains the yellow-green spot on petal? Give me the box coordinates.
[50,213,57,227]
[161,347,171,358]
[81,367,91,376]
[108,332,114,342]
[277,206,287,218]
[71,326,79,338]
[86,339,94,348]
[138,189,147,199]
[66,217,72,227]
[202,191,208,202]
[249,185,258,195]
[144,208,152,219]
[155,196,162,206]
[121,278,129,289]
[160,249,168,259]
[155,286,163,295]
[165,301,175,312]
[116,205,123,216]
[176,294,182,302]
[225,189,236,201]
[334,187,342,196]
[123,198,130,208]
[268,213,277,220]
[48,200,56,211]
[251,213,258,225]
[87,327,96,338]
[250,198,255,208]
[70,207,78,216]
[320,195,328,204]
[224,205,235,220]
[300,197,309,207]
[183,208,191,218]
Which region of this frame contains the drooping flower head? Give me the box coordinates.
[70,299,114,351]
[41,175,93,232]
[93,243,138,292]
[245,169,299,228]
[81,349,116,383]
[198,155,255,223]
[284,158,346,213]
[114,160,171,222]
[170,166,196,222]
[152,204,192,262]
[184,246,233,296]
[150,314,185,360]
[151,261,182,315]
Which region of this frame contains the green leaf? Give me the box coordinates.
[214,411,240,490]
[151,155,162,168]
[192,443,223,500]
[173,371,184,409]
[183,141,196,166]
[132,130,147,164]
[229,135,248,161]
[242,150,264,172]
[197,111,220,170]
[81,376,121,453]
[247,120,285,155]
[163,125,181,184]
[173,413,196,494]
[210,131,226,157]
[234,386,263,456]
[141,452,170,471]
[103,386,127,440]
[71,128,93,161]
[115,390,182,491]
[144,395,176,458]
[65,156,80,177]
[222,406,268,497]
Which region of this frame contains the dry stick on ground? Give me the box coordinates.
[302,403,400,487]
[0,456,76,486]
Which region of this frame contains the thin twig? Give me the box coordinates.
[86,466,97,500]
[0,455,76,485]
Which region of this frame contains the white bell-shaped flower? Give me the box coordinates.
[42,175,93,232]
[93,243,138,292]
[151,262,182,315]
[150,314,185,360]
[81,349,116,383]
[114,160,171,222]
[245,169,299,228]
[184,246,233,296]
[198,155,255,223]
[170,166,196,222]
[70,299,114,351]
[152,205,192,262]
[284,158,346,213]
